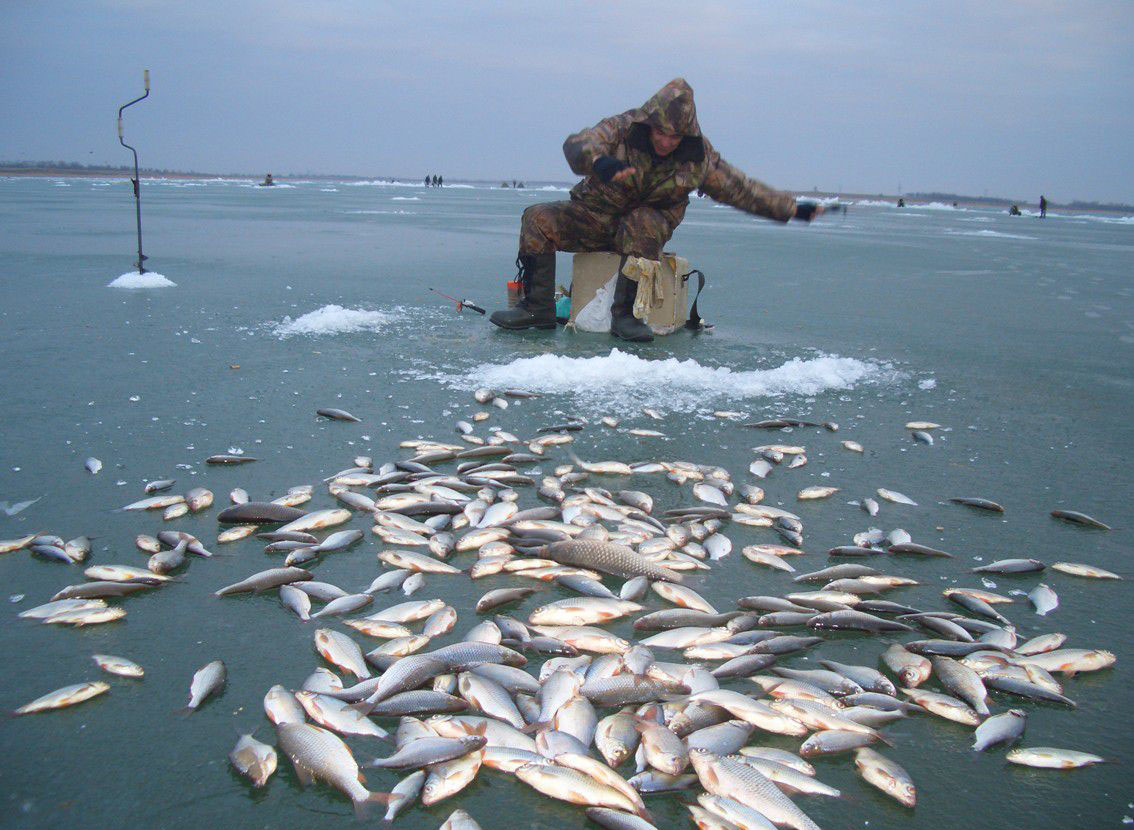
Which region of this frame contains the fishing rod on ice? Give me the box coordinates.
[428,287,486,315]
[118,70,150,274]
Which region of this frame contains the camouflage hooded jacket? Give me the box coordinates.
[563,78,797,229]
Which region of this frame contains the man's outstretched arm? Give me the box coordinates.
[700,143,817,222]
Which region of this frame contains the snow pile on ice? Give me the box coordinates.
[108,271,177,288]
[272,304,394,338]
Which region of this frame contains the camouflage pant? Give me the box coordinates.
[518,200,675,260]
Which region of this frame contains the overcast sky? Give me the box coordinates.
[2,1,1132,202]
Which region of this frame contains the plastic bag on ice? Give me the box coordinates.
[573,275,616,332]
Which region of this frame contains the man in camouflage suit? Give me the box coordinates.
[490,78,822,341]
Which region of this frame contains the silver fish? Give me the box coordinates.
[544,539,682,583]
[184,660,225,711]
[1006,747,1106,768]
[92,654,144,678]
[384,769,426,821]
[264,685,305,726]
[1028,583,1059,615]
[854,747,915,807]
[973,709,1027,751]
[276,722,393,817]
[367,734,486,769]
[16,681,109,714]
[689,750,821,830]
[229,733,277,787]
[215,567,313,596]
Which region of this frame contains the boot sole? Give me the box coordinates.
[490,320,557,331]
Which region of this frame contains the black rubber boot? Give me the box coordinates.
[610,272,654,342]
[490,253,557,330]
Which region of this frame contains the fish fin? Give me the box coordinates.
[874,732,895,748]
[635,804,657,822]
[520,720,549,734]
[293,763,314,789]
[176,705,196,716]
[702,765,721,790]
[349,700,375,716]
[355,792,396,819]
[472,722,487,737]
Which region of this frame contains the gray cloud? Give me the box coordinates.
[2,0,1131,202]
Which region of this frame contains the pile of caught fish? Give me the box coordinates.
[7,392,1121,830]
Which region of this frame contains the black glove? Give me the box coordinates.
[593,155,630,183]
[793,202,818,222]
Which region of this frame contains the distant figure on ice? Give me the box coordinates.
[897,198,905,208]
[1039,194,1047,218]
[489,78,823,342]
[259,173,274,187]
[437,175,443,188]
[424,175,431,187]
[1009,204,1022,216]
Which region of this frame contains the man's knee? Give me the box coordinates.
[520,204,558,254]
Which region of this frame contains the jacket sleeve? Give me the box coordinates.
[562,111,635,177]
[699,139,797,222]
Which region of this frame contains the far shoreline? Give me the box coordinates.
[2,168,1129,217]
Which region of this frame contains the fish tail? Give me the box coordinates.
[382,793,407,821]
[246,761,266,786]
[354,791,396,819]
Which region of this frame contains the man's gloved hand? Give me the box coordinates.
[793,202,825,222]
[593,156,637,184]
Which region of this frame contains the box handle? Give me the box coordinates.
[682,269,707,330]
